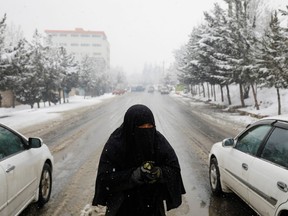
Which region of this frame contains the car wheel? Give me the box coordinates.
[38,163,52,207]
[209,158,222,195]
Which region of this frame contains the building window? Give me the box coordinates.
[93,52,101,55]
[81,43,90,47]
[71,43,79,46]
[92,44,101,47]
[81,34,90,37]
[59,43,67,46]
[71,34,79,37]
[60,34,67,37]
[92,34,101,38]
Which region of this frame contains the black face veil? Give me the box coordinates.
[122,104,156,166]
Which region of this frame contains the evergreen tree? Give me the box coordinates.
[78,56,97,98]
[224,0,254,106]
[0,14,6,52]
[178,26,205,96]
[13,39,43,108]
[258,11,288,115]
[200,3,234,103]
[0,14,8,93]
[56,46,78,103]
[30,30,59,106]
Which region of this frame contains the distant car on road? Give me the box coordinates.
[209,116,288,216]
[147,86,154,93]
[160,87,170,94]
[112,89,126,95]
[131,85,145,92]
[0,123,54,216]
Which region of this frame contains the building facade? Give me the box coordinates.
[44,28,110,71]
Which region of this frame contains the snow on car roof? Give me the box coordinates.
[262,114,288,122]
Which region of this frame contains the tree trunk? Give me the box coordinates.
[243,85,250,99]
[220,85,224,102]
[276,87,281,115]
[202,83,205,98]
[37,102,40,108]
[213,85,216,101]
[251,84,259,110]
[58,89,62,104]
[48,91,51,106]
[191,85,194,95]
[239,83,245,107]
[226,84,231,105]
[63,90,66,103]
[12,91,15,108]
[207,83,210,99]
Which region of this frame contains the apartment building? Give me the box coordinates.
[44,28,110,71]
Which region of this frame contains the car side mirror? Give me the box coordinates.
[222,138,234,147]
[28,137,43,148]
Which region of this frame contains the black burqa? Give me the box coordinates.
[92,104,185,216]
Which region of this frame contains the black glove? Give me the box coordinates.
[131,167,144,185]
[141,161,162,184]
[131,161,154,184]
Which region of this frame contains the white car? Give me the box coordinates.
[0,123,54,215]
[209,116,288,216]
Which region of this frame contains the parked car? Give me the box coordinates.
[160,87,170,94]
[0,123,54,215]
[209,116,288,216]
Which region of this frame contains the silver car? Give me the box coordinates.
[209,116,288,216]
[0,123,53,215]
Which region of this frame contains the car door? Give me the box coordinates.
[248,125,288,216]
[222,145,253,201]
[0,126,38,215]
[0,164,7,215]
[222,124,272,203]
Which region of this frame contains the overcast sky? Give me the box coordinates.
[0,0,285,75]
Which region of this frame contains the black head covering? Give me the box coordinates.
[123,104,155,131]
[122,104,156,165]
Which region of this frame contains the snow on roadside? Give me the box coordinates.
[0,94,115,130]
[176,85,288,124]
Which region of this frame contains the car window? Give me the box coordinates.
[0,126,25,159]
[261,127,288,168]
[235,125,272,155]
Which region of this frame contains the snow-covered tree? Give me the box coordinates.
[13,39,43,108]
[108,66,126,91]
[258,11,288,115]
[92,58,108,96]
[54,47,78,103]
[200,3,234,103]
[27,30,57,107]
[0,14,7,92]
[4,23,24,48]
[0,14,6,52]
[78,56,97,98]
[175,27,206,96]
[279,5,288,16]
[0,44,21,107]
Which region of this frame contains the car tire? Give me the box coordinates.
[209,158,222,195]
[38,163,52,208]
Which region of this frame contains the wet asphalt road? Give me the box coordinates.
[20,91,257,216]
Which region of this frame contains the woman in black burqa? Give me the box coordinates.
[92,104,185,216]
